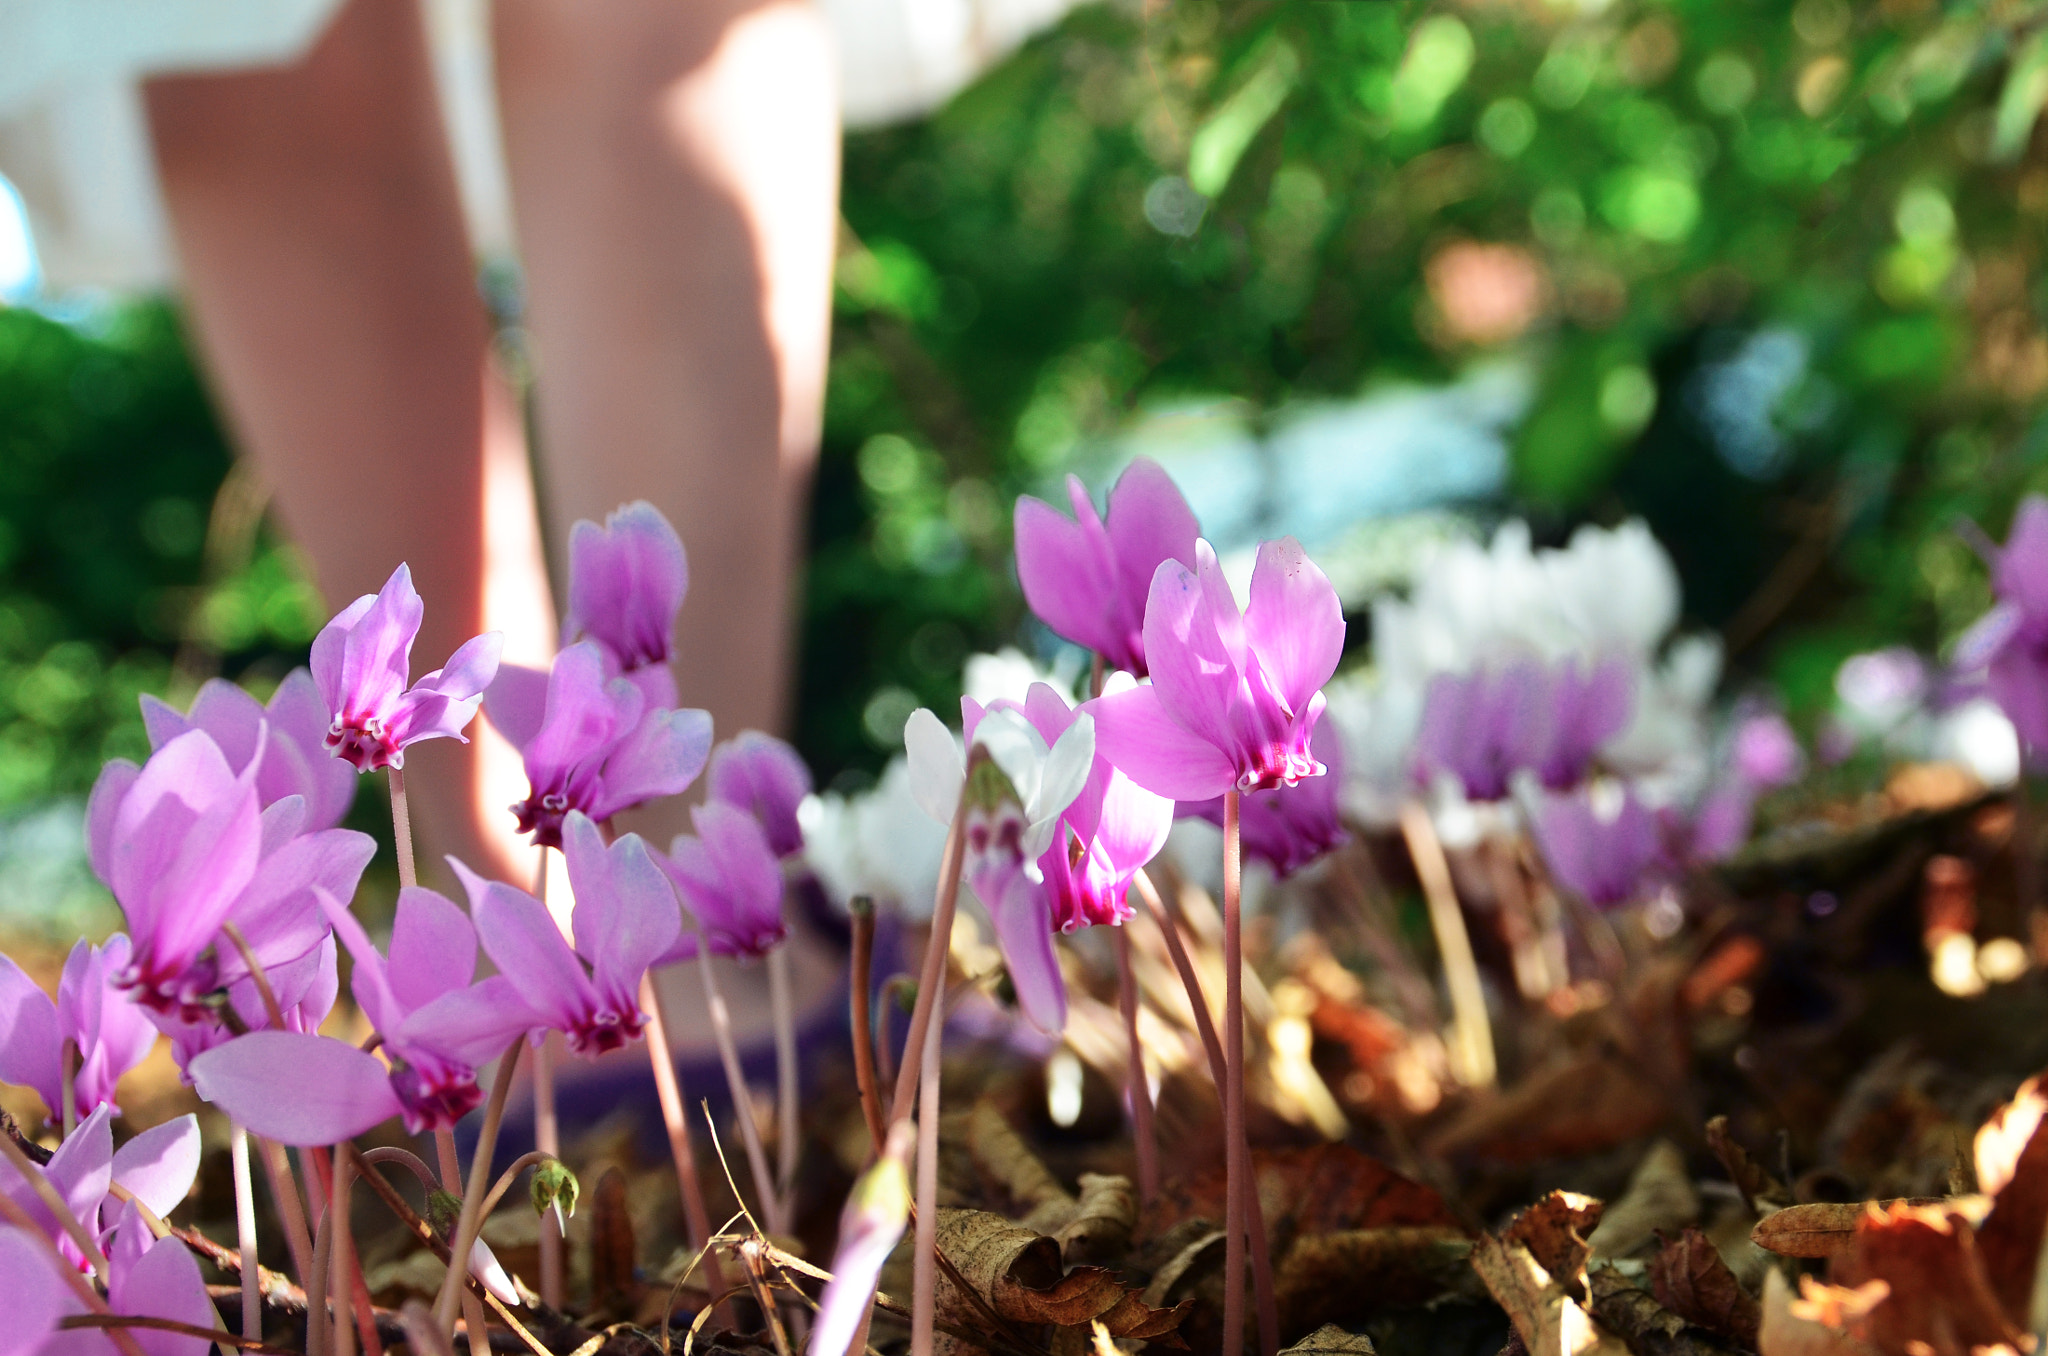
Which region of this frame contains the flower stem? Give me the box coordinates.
[434,1036,525,1334]
[434,1129,491,1347]
[640,973,730,1304]
[889,785,969,1127]
[307,1193,335,1356]
[222,920,287,1030]
[0,1187,146,1356]
[697,944,784,1234]
[388,765,418,891]
[1221,790,1247,1356]
[1114,926,1158,1204]
[1398,802,1497,1090]
[59,1038,76,1140]
[231,1123,262,1341]
[909,953,946,1356]
[848,897,886,1156]
[331,1146,357,1356]
[476,1149,557,1222]
[0,1123,110,1281]
[769,941,800,1216]
[258,1136,318,1294]
[529,845,565,1310]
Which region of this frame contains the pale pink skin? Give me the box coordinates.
[311,562,504,772]
[484,642,713,847]
[561,500,690,708]
[453,812,681,1059]
[1959,495,2048,750]
[1091,537,1346,801]
[1013,457,1200,677]
[140,668,356,832]
[0,934,156,1124]
[1412,654,1634,802]
[656,800,788,962]
[706,730,812,858]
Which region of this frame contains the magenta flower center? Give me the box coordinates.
[327,710,402,772]
[116,952,220,1025]
[390,1058,485,1134]
[564,1002,646,1057]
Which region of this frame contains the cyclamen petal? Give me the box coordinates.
[1088,685,1241,802]
[706,731,813,857]
[561,812,683,994]
[812,1124,913,1356]
[190,1031,405,1145]
[904,708,965,824]
[109,1115,201,1220]
[658,801,787,960]
[0,1229,63,1356]
[105,1209,224,1356]
[141,670,357,831]
[387,886,481,1012]
[587,706,714,821]
[0,953,61,1116]
[986,869,1066,1035]
[458,857,648,1057]
[563,501,690,673]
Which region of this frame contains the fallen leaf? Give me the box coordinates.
[1649,1227,1761,1349]
[1707,1115,1790,1213]
[935,1207,1190,1343]
[1278,1324,1379,1353]
[1829,1200,2019,1355]
[1424,1045,1671,1162]
[1142,1144,1462,1251]
[1975,1076,2048,1197]
[1588,1142,1699,1260]
[1758,1270,1878,1356]
[960,1100,1074,1227]
[1139,1225,1224,1311]
[1974,1078,2048,1324]
[1506,1191,1604,1294]
[1057,1173,1136,1267]
[1585,1267,1748,1355]
[589,1166,639,1317]
[1470,1231,1629,1356]
[1750,1202,1944,1260]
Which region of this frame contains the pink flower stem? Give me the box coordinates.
[257,1136,318,1293]
[769,941,800,1223]
[434,1036,525,1334]
[849,898,886,1155]
[887,785,969,1128]
[909,953,946,1356]
[1130,867,1277,1343]
[1114,926,1159,1204]
[332,1146,358,1356]
[0,1187,146,1356]
[307,1194,336,1356]
[434,1129,492,1346]
[230,1122,262,1341]
[530,845,565,1309]
[387,765,418,891]
[58,1037,76,1140]
[640,974,726,1306]
[697,944,785,1234]
[1221,790,1247,1356]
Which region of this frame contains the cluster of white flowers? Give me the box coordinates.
[1326,518,1722,827]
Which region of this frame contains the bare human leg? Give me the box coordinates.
[143,0,554,888]
[493,0,839,831]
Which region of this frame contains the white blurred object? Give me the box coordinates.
[799,757,950,918]
[963,647,1078,707]
[1934,698,2021,788]
[0,0,1080,291]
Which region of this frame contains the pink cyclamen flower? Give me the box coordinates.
[1014,457,1199,678]
[454,812,680,1057]
[1730,705,1804,789]
[141,669,356,832]
[0,934,156,1123]
[485,641,713,848]
[992,680,1172,932]
[1183,719,1347,880]
[87,727,376,1021]
[812,1122,914,1356]
[562,501,690,708]
[153,934,338,1079]
[1412,655,1634,802]
[658,801,788,960]
[1532,785,1661,910]
[1958,495,2048,749]
[191,887,538,1139]
[707,730,812,858]
[1092,537,1346,800]
[14,1196,216,1356]
[312,563,504,771]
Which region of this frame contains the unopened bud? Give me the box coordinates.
[425,1188,463,1239]
[531,1159,579,1236]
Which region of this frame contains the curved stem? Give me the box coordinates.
[430,1130,491,1348]
[909,954,946,1356]
[476,1150,557,1223]
[698,945,784,1234]
[848,898,885,1155]
[1221,791,1246,1356]
[360,1145,439,1191]
[433,1036,525,1334]
[221,921,288,1032]
[889,784,969,1127]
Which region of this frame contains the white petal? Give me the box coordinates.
[1032,711,1095,824]
[973,708,1049,806]
[903,708,965,825]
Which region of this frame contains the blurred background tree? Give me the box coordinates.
[6,0,2048,812]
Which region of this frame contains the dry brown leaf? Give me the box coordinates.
[1758,1269,1878,1356]
[1273,1227,1474,1333]
[1707,1115,1790,1213]
[1973,1078,2048,1325]
[1588,1142,1699,1260]
[1142,1144,1462,1250]
[1278,1324,1379,1354]
[1470,1231,1629,1356]
[589,1166,639,1317]
[1585,1268,1748,1356]
[1140,1227,1224,1311]
[934,1207,1190,1343]
[1424,1045,1671,1162]
[1828,1200,2020,1355]
[1749,1201,1943,1260]
[960,1100,1074,1227]
[1506,1191,1604,1294]
[1056,1174,1136,1267]
[1649,1226,1761,1349]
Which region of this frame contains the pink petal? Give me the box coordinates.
[706,731,812,857]
[83,758,139,898]
[565,502,689,669]
[389,886,479,1010]
[563,814,682,984]
[1136,552,1242,762]
[109,1115,199,1219]
[1014,482,1120,659]
[1091,769,1174,875]
[482,661,552,753]
[689,801,784,951]
[1087,685,1238,802]
[0,953,60,1118]
[266,669,357,830]
[308,590,376,717]
[337,564,425,712]
[989,872,1066,1035]
[396,978,539,1068]
[223,827,376,979]
[1243,537,1344,717]
[1106,458,1200,661]
[0,1230,63,1356]
[525,644,641,787]
[189,1032,403,1145]
[461,864,599,1033]
[316,887,402,1034]
[108,1230,218,1356]
[590,706,713,820]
